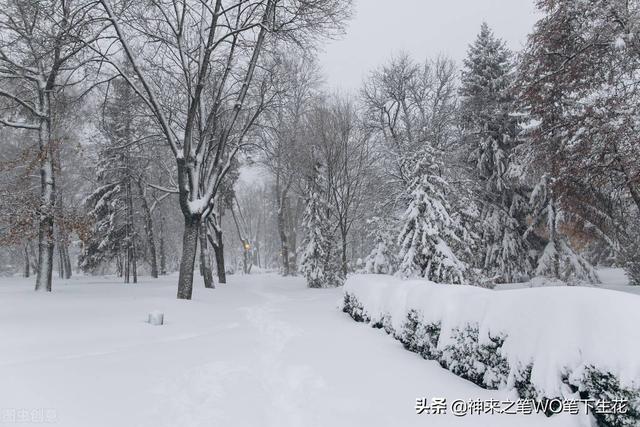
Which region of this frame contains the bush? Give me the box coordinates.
[341,291,640,427]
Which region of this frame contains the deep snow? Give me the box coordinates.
[1,273,586,427]
[343,273,640,400]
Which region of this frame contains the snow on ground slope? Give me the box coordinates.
[0,273,577,427]
[496,267,640,296]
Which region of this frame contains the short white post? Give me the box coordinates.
[148,310,164,326]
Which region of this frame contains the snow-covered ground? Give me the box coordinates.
[0,273,579,427]
[496,267,640,296]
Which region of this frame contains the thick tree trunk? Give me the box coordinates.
[207,221,226,284]
[199,226,214,289]
[116,254,123,277]
[177,216,199,299]
[35,113,55,292]
[213,243,226,283]
[57,235,72,279]
[63,245,72,279]
[289,196,305,272]
[276,194,291,275]
[137,181,158,278]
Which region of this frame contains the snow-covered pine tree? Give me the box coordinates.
[300,159,344,288]
[526,174,599,284]
[79,76,143,282]
[397,151,467,284]
[459,22,531,283]
[365,237,393,274]
[364,216,397,274]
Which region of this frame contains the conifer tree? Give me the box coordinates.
[300,160,344,288]
[79,77,143,282]
[397,152,467,284]
[526,174,599,284]
[364,216,397,274]
[459,23,531,283]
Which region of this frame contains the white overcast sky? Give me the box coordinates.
[318,0,540,91]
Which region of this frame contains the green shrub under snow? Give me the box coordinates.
[341,284,640,427]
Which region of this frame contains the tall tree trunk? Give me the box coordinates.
[207,218,226,284]
[199,226,215,289]
[276,191,291,275]
[124,249,130,283]
[137,181,158,278]
[116,253,123,277]
[177,216,199,299]
[289,196,304,273]
[63,245,72,279]
[132,241,137,284]
[23,244,30,278]
[213,242,226,283]
[58,244,64,278]
[35,108,55,292]
[340,225,348,276]
[124,179,138,283]
[159,217,167,275]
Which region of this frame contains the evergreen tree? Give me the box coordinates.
[459,23,531,283]
[79,77,144,282]
[526,174,599,284]
[364,216,397,274]
[397,152,467,284]
[300,160,344,288]
[518,0,640,284]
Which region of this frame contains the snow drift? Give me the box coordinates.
[341,274,640,426]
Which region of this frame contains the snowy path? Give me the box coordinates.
[0,274,579,427]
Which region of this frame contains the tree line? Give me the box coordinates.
[1,0,639,296]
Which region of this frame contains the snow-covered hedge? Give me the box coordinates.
[340,275,640,427]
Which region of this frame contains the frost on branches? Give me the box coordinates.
[397,154,467,284]
[300,160,344,288]
[364,216,397,274]
[459,23,531,283]
[527,175,599,284]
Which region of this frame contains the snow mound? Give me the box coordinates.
[341,274,640,424]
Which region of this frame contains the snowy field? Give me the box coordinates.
[0,273,593,427]
[495,267,640,296]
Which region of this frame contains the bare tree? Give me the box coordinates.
[362,54,458,189]
[305,95,373,275]
[258,54,320,275]
[94,0,351,299]
[0,0,99,291]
